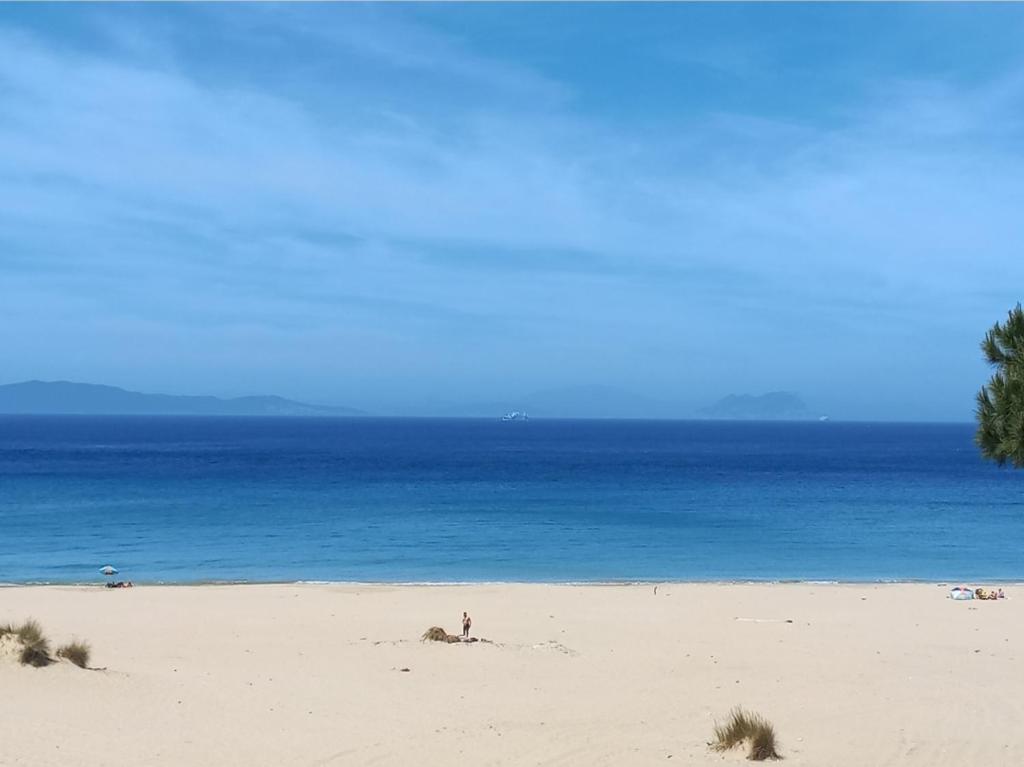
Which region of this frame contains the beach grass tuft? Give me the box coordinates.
[421,626,450,642]
[12,620,53,667]
[57,640,91,669]
[711,707,781,761]
[748,720,780,762]
[711,707,755,751]
[14,619,45,646]
[2,619,92,669]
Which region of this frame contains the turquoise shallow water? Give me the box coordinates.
[1,416,1022,584]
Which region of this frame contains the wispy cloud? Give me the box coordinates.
[1,5,1023,416]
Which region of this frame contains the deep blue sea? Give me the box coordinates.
[1,416,1022,584]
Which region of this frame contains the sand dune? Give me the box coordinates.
[0,583,1020,766]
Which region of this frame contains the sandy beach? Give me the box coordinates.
[0,583,1020,766]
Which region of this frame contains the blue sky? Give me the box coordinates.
[2,4,1023,419]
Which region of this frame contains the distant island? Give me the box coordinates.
[1,381,825,421]
[0,381,365,417]
[698,391,813,420]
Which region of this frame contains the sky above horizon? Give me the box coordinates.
[2,4,1023,420]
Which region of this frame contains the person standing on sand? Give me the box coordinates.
[462,611,472,638]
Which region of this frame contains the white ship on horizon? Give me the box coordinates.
[501,410,529,421]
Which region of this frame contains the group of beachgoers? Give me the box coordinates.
[950,585,1005,601]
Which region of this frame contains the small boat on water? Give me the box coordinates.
[501,411,529,421]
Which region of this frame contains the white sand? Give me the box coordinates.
[1,583,1020,766]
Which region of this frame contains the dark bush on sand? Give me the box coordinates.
[4,619,54,667]
[3,620,93,669]
[57,640,91,669]
[421,626,464,643]
[711,707,781,761]
[422,626,450,642]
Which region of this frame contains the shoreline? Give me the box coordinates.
[4,577,1023,588]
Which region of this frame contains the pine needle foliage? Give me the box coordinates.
[977,304,1024,468]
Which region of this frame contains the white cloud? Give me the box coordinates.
[1,10,1022,416]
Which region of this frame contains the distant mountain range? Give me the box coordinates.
[0,380,819,421]
[0,381,364,417]
[698,391,812,420]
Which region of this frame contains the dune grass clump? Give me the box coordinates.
[2,620,93,669]
[748,722,781,762]
[57,640,91,669]
[711,707,756,752]
[421,626,450,642]
[14,620,45,644]
[12,620,53,667]
[711,707,781,761]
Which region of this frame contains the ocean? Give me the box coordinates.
[1,416,1021,584]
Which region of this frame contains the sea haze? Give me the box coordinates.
[1,416,1021,584]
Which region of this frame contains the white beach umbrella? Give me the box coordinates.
[99,565,118,576]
